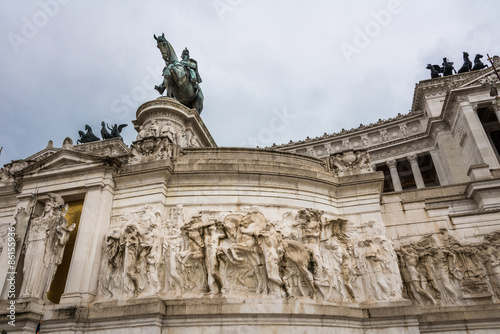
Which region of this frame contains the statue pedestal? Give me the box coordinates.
[132,97,216,149]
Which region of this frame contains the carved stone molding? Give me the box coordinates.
[129,136,180,164]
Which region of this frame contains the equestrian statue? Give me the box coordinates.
[153,33,204,114]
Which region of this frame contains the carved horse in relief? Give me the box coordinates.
[153,33,204,114]
[219,213,267,293]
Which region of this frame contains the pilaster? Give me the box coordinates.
[59,174,115,305]
[462,103,500,168]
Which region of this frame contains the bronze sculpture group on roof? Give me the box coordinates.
[426,52,488,79]
[76,122,127,144]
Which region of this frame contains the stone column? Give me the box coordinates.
[407,154,425,189]
[386,160,402,192]
[59,174,115,305]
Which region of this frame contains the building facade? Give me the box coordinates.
[0,57,500,333]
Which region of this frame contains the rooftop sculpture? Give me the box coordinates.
[426,52,489,79]
[76,122,127,144]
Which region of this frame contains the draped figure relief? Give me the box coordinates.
[97,205,407,304]
[397,229,500,306]
[19,193,75,300]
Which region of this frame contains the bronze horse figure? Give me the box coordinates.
[457,52,472,73]
[153,33,204,114]
[426,64,441,79]
[472,54,488,71]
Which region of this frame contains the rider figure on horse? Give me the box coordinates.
[180,48,202,86]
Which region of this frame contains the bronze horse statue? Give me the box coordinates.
[472,54,488,71]
[457,52,472,73]
[153,33,204,114]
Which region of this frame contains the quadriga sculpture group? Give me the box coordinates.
[97,206,404,303]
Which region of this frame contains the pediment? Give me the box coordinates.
[459,67,499,89]
[17,150,120,176]
[72,137,131,157]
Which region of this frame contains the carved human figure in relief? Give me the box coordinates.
[181,216,210,292]
[302,216,323,279]
[147,120,160,137]
[163,224,184,294]
[480,242,500,299]
[161,121,177,144]
[380,129,388,142]
[204,223,227,294]
[220,212,267,294]
[178,128,188,147]
[400,245,437,305]
[322,237,350,301]
[240,208,287,296]
[141,210,163,295]
[361,135,370,147]
[20,193,75,300]
[323,143,333,156]
[342,139,350,150]
[399,123,408,137]
[357,239,394,300]
[189,135,200,147]
[163,205,186,294]
[306,147,317,158]
[121,224,147,296]
[350,221,402,301]
[99,228,123,299]
[136,125,147,141]
[415,232,461,304]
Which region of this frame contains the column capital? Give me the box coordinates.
[407,154,419,164]
[386,159,397,169]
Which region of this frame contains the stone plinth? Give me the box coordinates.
[132,97,216,148]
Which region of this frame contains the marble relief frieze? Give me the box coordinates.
[96,205,404,304]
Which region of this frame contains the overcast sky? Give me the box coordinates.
[0,0,498,165]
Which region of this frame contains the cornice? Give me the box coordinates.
[272,110,424,150]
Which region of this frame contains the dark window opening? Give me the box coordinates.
[477,106,500,162]
[377,153,440,193]
[420,153,440,187]
[376,163,394,192]
[398,159,417,191]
